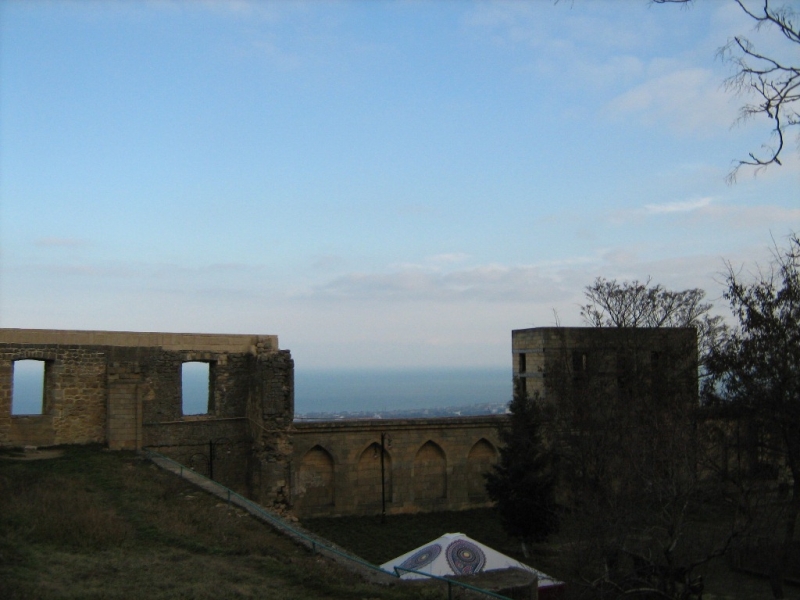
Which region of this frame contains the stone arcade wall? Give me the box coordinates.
[291,416,503,518]
[0,328,293,503]
[0,328,503,517]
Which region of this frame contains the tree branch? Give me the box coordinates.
[654,0,799,182]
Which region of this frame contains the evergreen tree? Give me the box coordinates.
[485,382,558,554]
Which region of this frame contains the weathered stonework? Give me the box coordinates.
[4,326,702,521]
[291,416,503,518]
[0,328,504,517]
[512,326,698,404]
[0,329,291,502]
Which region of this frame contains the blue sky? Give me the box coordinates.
[1,0,798,370]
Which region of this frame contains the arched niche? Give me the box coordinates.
[356,442,392,506]
[467,438,498,500]
[414,440,447,501]
[298,445,335,508]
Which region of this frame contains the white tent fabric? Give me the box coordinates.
[380,532,562,588]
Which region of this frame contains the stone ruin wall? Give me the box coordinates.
[0,328,502,517]
[0,329,293,504]
[512,326,698,403]
[291,416,503,518]
[2,326,709,519]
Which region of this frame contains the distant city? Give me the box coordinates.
[294,401,509,421]
[294,367,511,416]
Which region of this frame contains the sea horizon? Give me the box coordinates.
[9,363,513,417]
[294,366,512,415]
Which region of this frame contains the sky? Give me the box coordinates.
[1,0,798,371]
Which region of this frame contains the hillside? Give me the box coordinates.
[0,445,438,600]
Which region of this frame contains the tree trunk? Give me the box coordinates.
[772,471,800,598]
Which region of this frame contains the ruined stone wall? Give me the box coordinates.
[0,328,504,518]
[291,416,504,518]
[248,350,295,509]
[0,328,292,499]
[0,344,108,447]
[512,326,698,404]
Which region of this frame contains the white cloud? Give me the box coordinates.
[612,192,799,230]
[645,197,714,214]
[310,254,347,272]
[705,205,800,230]
[427,252,470,265]
[606,68,737,135]
[301,260,596,305]
[249,38,304,70]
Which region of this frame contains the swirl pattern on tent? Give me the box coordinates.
[398,544,442,571]
[446,539,486,575]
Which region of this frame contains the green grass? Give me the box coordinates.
[302,509,787,600]
[1,446,786,599]
[0,445,443,600]
[302,509,528,567]
[302,508,567,591]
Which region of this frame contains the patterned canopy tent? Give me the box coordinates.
[380,532,563,592]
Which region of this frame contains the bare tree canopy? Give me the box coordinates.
[654,0,800,181]
[581,277,713,328]
[581,277,727,368]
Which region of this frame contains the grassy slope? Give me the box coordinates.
[0,446,441,600]
[0,445,785,600]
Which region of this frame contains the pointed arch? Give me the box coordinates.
[467,438,497,500]
[414,440,447,500]
[357,442,392,506]
[298,445,335,508]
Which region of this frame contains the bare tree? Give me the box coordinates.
[654,0,800,181]
[581,277,711,328]
[580,277,726,367]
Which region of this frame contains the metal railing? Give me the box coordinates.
[142,448,518,600]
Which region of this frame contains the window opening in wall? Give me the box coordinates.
[182,362,210,415]
[518,353,526,373]
[572,351,588,373]
[12,359,46,415]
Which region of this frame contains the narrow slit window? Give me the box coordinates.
[518,353,527,374]
[182,362,210,415]
[572,351,589,373]
[12,360,46,415]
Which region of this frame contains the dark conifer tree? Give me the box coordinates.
[485,381,558,553]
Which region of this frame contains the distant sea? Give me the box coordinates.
[9,363,513,418]
[294,367,512,415]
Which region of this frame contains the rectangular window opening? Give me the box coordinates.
[12,359,46,415]
[182,362,211,416]
[572,351,588,373]
[518,353,527,374]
